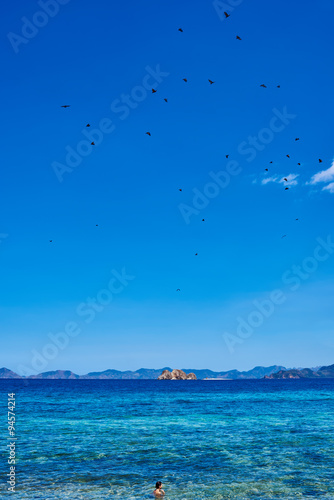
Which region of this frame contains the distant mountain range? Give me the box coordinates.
[265,364,334,379]
[0,365,286,380]
[1,364,333,380]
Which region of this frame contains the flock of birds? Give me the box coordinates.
[56,23,324,292]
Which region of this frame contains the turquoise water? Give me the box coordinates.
[1,379,334,499]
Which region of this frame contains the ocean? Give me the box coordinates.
[1,379,334,499]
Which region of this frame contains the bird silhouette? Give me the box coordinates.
[195,253,198,256]
[269,161,273,164]
[236,35,242,40]
[208,79,215,84]
[146,132,151,136]
[265,168,269,171]
[297,162,301,165]
[152,88,157,93]
[179,188,182,191]
[178,28,183,32]
[284,178,288,181]
[281,235,287,238]
[61,105,70,108]
[277,85,281,88]
[164,98,168,102]
[295,138,300,141]
[91,142,95,145]
[96,225,98,226]
[176,288,181,291]
[285,187,289,190]
[202,219,205,222]
[224,12,230,18]
[226,155,229,158]
[183,78,188,82]
[286,154,290,158]
[260,84,267,88]
[295,218,299,221]
[319,159,322,163]
[49,240,52,243]
[86,124,90,127]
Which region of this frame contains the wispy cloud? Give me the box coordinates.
[261,173,299,187]
[308,161,334,185]
[261,176,278,185]
[322,182,334,194]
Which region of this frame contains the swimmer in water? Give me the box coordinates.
[153,481,165,496]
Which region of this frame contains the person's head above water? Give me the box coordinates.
[154,481,165,496]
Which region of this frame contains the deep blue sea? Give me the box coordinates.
[1,379,334,499]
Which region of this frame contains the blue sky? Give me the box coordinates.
[1,0,333,375]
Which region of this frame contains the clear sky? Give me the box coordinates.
[1,0,333,375]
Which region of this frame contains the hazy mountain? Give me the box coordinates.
[80,367,172,379]
[265,368,317,379]
[0,367,22,379]
[182,365,286,380]
[28,370,80,379]
[265,364,334,379]
[317,364,334,377]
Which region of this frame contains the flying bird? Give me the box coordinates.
[224,12,230,18]
[146,132,151,136]
[195,253,198,256]
[269,161,273,164]
[295,218,299,221]
[183,78,188,82]
[319,159,322,163]
[265,168,269,171]
[49,240,52,243]
[96,225,98,226]
[226,155,229,159]
[176,288,181,291]
[91,142,95,145]
[284,178,288,181]
[86,124,90,127]
[179,188,182,191]
[236,35,242,40]
[178,28,183,32]
[285,187,289,190]
[208,79,215,84]
[152,88,157,93]
[297,162,301,165]
[260,84,267,88]
[164,98,168,102]
[281,235,287,238]
[60,105,70,108]
[295,138,300,141]
[286,154,290,158]
[202,219,205,222]
[277,85,281,88]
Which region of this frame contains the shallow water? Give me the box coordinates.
[1,379,334,499]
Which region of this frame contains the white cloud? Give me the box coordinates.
[322,182,334,194]
[261,176,278,185]
[308,161,334,185]
[261,173,299,187]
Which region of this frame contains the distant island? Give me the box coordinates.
[264,364,334,379]
[0,364,333,380]
[158,369,197,380]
